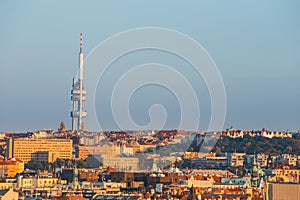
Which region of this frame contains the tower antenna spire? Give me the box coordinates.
[80,32,83,53]
[71,33,87,133]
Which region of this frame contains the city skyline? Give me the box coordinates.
[1,1,300,132]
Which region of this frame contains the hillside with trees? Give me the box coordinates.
[212,135,300,155]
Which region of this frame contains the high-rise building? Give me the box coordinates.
[6,138,73,163]
[71,33,87,132]
[266,183,300,200]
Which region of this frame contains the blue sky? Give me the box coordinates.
[0,1,299,132]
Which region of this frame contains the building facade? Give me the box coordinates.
[100,156,139,171]
[6,138,72,163]
[230,153,245,167]
[0,156,24,177]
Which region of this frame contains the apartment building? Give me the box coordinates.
[6,138,72,163]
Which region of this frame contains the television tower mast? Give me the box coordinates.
[71,33,87,133]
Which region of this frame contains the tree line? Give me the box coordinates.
[212,135,300,155]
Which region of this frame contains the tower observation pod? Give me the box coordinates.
[71,33,87,133]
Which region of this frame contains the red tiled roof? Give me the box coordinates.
[68,197,87,200]
[52,196,87,200]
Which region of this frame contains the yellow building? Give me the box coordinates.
[121,144,140,155]
[270,166,300,183]
[0,156,24,177]
[100,155,139,171]
[0,182,13,190]
[35,177,58,188]
[75,143,121,160]
[230,153,245,167]
[17,176,59,188]
[75,145,90,160]
[6,138,73,163]
[86,143,121,156]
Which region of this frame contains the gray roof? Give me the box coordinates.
[0,189,9,196]
[24,197,43,200]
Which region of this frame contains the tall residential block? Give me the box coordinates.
[6,138,73,163]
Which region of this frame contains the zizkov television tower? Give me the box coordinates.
[71,33,87,132]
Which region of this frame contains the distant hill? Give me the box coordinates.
[211,135,300,155]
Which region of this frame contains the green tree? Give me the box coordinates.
[25,160,49,170]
